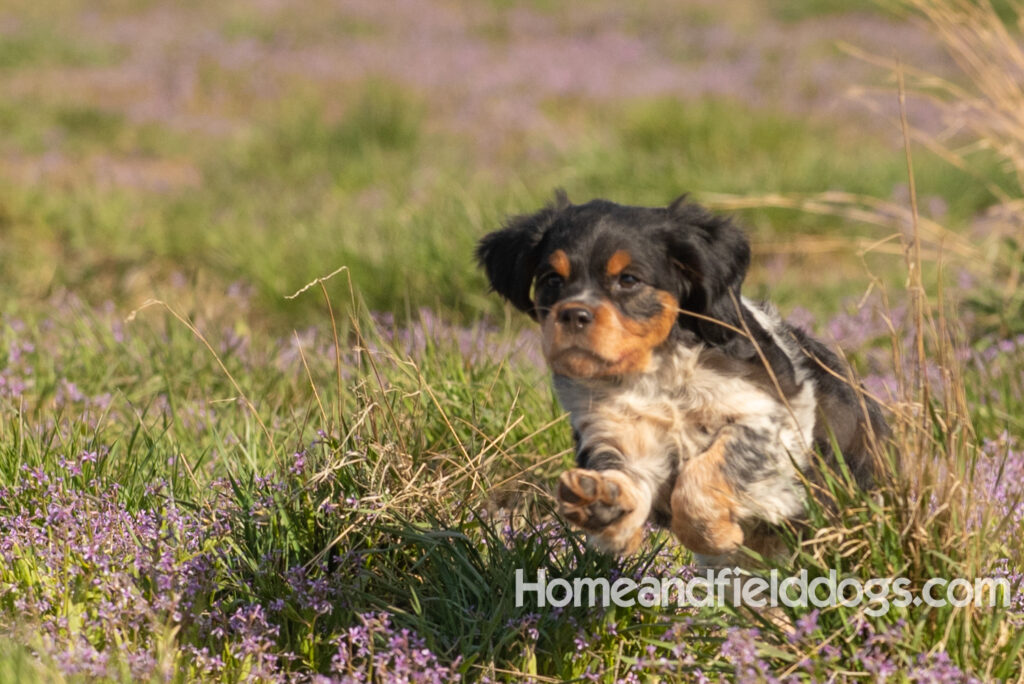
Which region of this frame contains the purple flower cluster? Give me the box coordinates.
[0,456,462,681]
[1,281,1022,681]
[974,432,1024,525]
[989,559,1024,613]
[726,617,982,683]
[322,612,460,684]
[1,335,35,401]
[720,628,773,681]
[0,467,224,680]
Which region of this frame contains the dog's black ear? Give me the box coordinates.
[666,198,798,391]
[665,197,751,351]
[476,191,569,319]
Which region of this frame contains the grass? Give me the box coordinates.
[1,0,1024,680]
[0,26,123,69]
[1,244,1022,680]
[0,84,1010,326]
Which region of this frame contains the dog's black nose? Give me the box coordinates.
[558,306,594,329]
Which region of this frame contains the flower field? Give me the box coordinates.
[1,0,1023,681]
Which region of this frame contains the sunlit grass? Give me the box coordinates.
[1,0,1023,679]
[1,260,1022,680]
[1,85,1010,326]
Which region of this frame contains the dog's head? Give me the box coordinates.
[476,192,753,379]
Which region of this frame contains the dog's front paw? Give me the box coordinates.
[557,469,645,554]
[557,468,631,530]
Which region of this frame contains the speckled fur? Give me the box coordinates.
[555,299,817,556]
[476,194,888,561]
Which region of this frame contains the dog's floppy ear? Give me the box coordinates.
[666,197,798,391]
[665,196,751,351]
[476,190,569,320]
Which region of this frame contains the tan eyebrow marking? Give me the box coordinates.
[549,249,571,278]
[606,250,632,277]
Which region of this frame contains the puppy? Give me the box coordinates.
[476,192,887,563]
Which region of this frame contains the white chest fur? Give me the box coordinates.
[553,339,819,526]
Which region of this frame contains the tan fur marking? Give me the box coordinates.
[542,290,678,378]
[549,249,571,279]
[670,432,745,556]
[615,290,678,347]
[605,250,632,277]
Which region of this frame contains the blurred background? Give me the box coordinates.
[1,0,1015,331]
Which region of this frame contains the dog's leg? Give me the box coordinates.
[673,419,807,558]
[670,428,747,556]
[557,467,653,555]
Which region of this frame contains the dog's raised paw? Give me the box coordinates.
[557,469,634,531]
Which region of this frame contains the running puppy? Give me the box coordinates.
[476,192,887,562]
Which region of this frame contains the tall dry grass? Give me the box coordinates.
[701,1,1024,677]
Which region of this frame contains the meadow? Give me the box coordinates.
[1,0,1023,681]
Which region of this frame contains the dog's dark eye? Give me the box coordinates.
[618,273,641,288]
[540,274,564,290]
